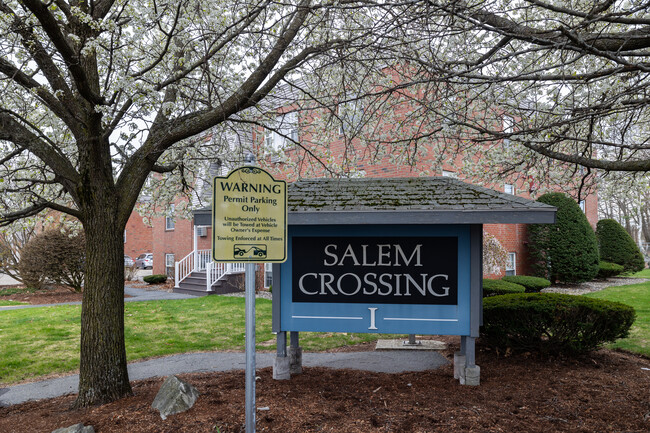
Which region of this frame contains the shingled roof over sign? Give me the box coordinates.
[193,176,556,226]
[286,177,556,225]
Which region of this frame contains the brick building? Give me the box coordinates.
[123,210,153,262]
[131,88,598,290]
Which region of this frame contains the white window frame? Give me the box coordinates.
[165,204,175,230]
[503,115,514,146]
[266,112,298,153]
[506,252,516,276]
[165,253,175,276]
[504,183,515,195]
[124,230,127,243]
[264,263,273,289]
[579,200,586,213]
[339,98,364,135]
[442,170,457,178]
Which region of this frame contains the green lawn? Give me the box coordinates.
[0,300,27,306]
[585,281,650,357]
[0,296,396,385]
[628,268,650,278]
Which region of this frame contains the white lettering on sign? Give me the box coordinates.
[292,236,458,306]
[368,307,378,330]
[322,244,423,267]
[298,273,450,297]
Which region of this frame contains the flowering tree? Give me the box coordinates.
[483,233,507,276]
[0,0,408,406]
[366,2,650,176]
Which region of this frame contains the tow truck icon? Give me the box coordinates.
[233,244,267,258]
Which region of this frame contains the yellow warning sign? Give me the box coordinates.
[212,167,287,262]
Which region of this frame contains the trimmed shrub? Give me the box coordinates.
[482,278,525,297]
[596,219,645,273]
[481,293,636,356]
[597,261,625,279]
[528,193,599,283]
[501,275,551,292]
[17,229,85,291]
[143,274,168,284]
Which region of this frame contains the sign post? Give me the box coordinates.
[212,167,287,433]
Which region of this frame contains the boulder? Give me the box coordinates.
[151,375,200,420]
[51,424,94,433]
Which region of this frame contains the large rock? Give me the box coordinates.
[151,375,200,420]
[52,424,94,433]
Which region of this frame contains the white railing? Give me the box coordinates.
[206,262,246,291]
[175,250,196,288]
[176,248,247,290]
[196,249,212,271]
[175,249,214,288]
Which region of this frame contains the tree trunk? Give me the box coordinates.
[73,209,132,407]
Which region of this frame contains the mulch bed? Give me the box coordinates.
[1,277,648,431]
[0,345,648,432]
[0,283,156,304]
[0,285,85,304]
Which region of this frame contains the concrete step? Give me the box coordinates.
[183,276,208,286]
[174,271,244,296]
[178,280,207,291]
[173,286,214,297]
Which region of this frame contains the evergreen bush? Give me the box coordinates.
[596,219,645,273]
[17,229,85,291]
[143,274,168,284]
[597,261,625,279]
[482,279,525,297]
[481,293,636,356]
[501,275,551,292]
[528,193,599,283]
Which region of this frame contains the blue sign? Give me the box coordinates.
[279,225,471,335]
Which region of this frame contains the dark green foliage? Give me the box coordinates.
[597,261,625,279]
[596,219,645,273]
[482,278,525,297]
[481,293,636,356]
[501,275,551,292]
[528,193,599,283]
[17,229,85,291]
[143,274,168,284]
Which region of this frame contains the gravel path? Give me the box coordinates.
[541,276,649,295]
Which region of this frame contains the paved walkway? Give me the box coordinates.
[0,350,449,407]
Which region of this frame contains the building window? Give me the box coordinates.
[442,170,457,178]
[165,204,175,230]
[504,183,515,195]
[266,111,298,152]
[165,253,175,277]
[264,263,273,289]
[506,253,516,276]
[124,230,126,243]
[503,115,514,146]
[579,200,585,213]
[339,98,364,135]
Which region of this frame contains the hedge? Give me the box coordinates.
[528,193,599,283]
[501,275,551,292]
[596,219,645,273]
[143,274,168,284]
[481,293,636,356]
[597,261,625,279]
[482,279,525,297]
